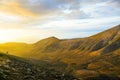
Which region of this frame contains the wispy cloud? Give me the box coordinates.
[0,1,37,17]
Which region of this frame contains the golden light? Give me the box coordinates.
[0,30,18,43]
[0,29,50,43]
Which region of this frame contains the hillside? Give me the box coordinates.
[0,53,77,80]
[27,25,120,61]
[0,24,120,79]
[0,42,31,57]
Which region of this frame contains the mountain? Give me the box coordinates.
[0,24,120,79]
[27,25,120,61]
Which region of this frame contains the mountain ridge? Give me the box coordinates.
[0,24,120,59]
[0,24,120,79]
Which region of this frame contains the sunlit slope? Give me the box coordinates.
[0,42,31,57]
[0,25,120,61]
[28,24,120,79]
[27,24,120,61]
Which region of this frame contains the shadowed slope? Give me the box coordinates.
[0,53,77,80]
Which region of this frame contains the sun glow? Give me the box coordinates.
[0,29,54,43]
[0,30,17,43]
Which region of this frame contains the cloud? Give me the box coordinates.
[0,0,119,43]
[28,16,120,32]
[0,0,89,27]
[17,0,120,19]
[0,0,39,29]
[13,0,91,19]
[65,10,91,19]
[0,1,37,18]
[0,0,119,20]
[1,0,117,20]
[109,0,120,7]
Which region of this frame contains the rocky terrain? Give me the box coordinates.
[0,53,77,80]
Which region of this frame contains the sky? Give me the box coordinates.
[0,0,120,43]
